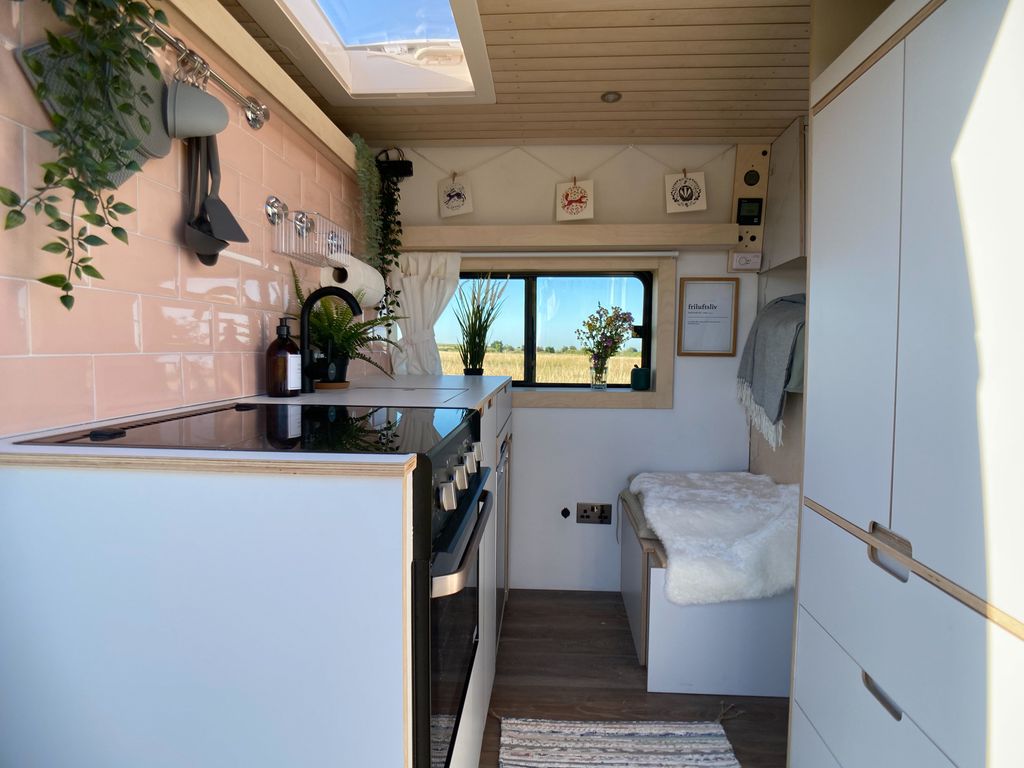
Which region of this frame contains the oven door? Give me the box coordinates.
[428,480,492,768]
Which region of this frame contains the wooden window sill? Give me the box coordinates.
[512,387,670,410]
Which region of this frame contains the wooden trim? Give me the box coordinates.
[404,224,738,251]
[462,255,676,410]
[803,497,1024,642]
[0,452,416,478]
[810,0,945,116]
[157,0,355,169]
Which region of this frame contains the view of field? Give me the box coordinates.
[438,345,641,385]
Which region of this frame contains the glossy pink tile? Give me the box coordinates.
[138,178,187,245]
[283,125,317,180]
[241,352,264,396]
[223,224,262,265]
[218,164,241,214]
[0,117,24,198]
[240,265,284,311]
[180,251,240,304]
[0,278,29,355]
[262,148,301,207]
[29,284,141,354]
[213,307,264,352]
[0,356,95,436]
[0,45,50,130]
[0,206,88,281]
[330,196,355,234]
[183,353,243,403]
[93,353,183,420]
[256,112,284,157]
[238,176,272,225]
[142,139,183,191]
[315,152,346,200]
[0,2,20,44]
[94,233,179,297]
[141,296,212,352]
[219,121,263,181]
[301,177,331,215]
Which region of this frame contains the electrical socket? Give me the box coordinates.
[576,502,612,525]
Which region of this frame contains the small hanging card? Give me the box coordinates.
[438,176,473,218]
[555,179,594,221]
[664,171,708,213]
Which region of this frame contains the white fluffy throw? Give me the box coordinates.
[629,472,799,606]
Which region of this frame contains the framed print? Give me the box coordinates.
[438,175,473,218]
[555,179,594,221]
[677,277,739,356]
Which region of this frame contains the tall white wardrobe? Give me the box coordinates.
[791,0,1024,765]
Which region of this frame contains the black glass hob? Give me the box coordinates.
[20,402,475,455]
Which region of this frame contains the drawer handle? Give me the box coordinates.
[866,521,911,583]
[862,672,903,722]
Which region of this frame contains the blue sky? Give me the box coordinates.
[316,0,459,45]
[435,276,645,350]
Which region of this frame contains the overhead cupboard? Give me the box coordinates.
[795,0,1024,765]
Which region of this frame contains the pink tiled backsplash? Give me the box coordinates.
[0,3,381,437]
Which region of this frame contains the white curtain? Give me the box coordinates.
[389,252,461,375]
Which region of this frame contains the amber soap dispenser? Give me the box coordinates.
[266,318,300,397]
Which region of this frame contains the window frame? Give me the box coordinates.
[458,270,653,388]
[457,256,677,410]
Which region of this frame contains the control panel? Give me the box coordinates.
[729,144,771,272]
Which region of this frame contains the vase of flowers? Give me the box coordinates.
[575,304,635,391]
[454,275,507,375]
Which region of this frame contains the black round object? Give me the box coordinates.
[744,169,760,186]
[561,507,571,519]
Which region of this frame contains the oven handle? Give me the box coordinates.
[431,489,493,599]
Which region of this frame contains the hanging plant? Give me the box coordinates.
[0,0,167,310]
[351,133,403,322]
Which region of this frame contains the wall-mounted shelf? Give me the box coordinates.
[401,223,739,252]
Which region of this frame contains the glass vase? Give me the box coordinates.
[590,364,608,390]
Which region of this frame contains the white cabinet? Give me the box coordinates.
[892,0,1024,621]
[795,1,1024,765]
[802,42,904,532]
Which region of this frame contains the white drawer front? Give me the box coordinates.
[793,606,955,768]
[798,508,1024,767]
[494,381,511,434]
[789,703,841,768]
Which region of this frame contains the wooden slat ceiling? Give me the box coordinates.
[219,0,810,145]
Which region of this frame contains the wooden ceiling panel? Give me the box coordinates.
[220,0,809,145]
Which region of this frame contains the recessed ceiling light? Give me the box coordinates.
[600,91,622,103]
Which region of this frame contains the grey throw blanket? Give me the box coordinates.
[737,294,806,449]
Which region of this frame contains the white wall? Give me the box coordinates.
[396,144,755,591]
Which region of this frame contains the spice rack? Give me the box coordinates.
[265,195,352,268]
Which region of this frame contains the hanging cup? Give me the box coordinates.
[163,79,230,139]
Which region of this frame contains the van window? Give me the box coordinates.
[436,272,652,387]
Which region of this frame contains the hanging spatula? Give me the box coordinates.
[203,135,248,243]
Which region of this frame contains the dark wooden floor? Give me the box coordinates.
[479,590,789,768]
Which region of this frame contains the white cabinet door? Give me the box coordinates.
[893,0,1024,622]
[803,43,905,530]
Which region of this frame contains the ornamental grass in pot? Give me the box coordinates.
[454,275,507,375]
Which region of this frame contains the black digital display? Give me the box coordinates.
[737,197,763,225]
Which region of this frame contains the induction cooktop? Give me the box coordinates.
[20,402,476,455]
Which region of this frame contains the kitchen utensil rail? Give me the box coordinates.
[151,23,270,130]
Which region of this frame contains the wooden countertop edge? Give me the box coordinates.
[0,452,417,478]
[804,497,1024,642]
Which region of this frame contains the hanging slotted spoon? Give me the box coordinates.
[203,135,248,243]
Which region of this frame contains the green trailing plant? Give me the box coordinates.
[454,275,507,371]
[0,0,168,310]
[291,263,399,377]
[351,133,402,322]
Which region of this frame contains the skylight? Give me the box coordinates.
[256,0,492,101]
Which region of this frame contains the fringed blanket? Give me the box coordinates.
[736,294,806,449]
[630,472,799,606]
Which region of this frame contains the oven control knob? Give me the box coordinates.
[461,451,477,474]
[471,441,483,461]
[453,464,469,491]
[439,482,457,511]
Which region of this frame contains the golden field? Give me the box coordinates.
[438,349,641,384]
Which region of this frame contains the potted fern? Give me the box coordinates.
[454,275,507,375]
[292,265,398,386]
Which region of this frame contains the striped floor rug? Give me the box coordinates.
[499,718,740,767]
